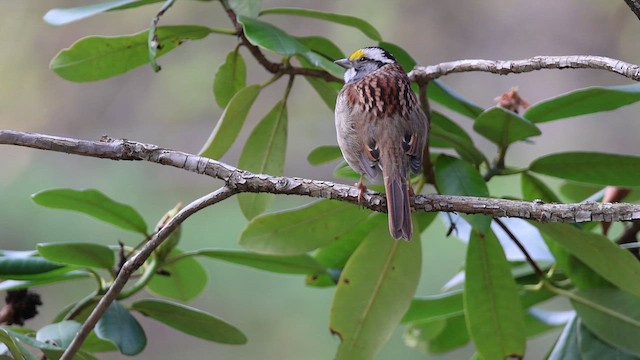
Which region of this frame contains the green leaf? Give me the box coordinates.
[434,155,491,232]
[429,80,484,119]
[213,50,246,108]
[521,172,561,203]
[571,288,640,356]
[237,100,288,219]
[260,7,382,41]
[311,213,380,269]
[240,200,371,255]
[402,291,463,323]
[132,299,247,344]
[227,0,262,17]
[404,315,470,354]
[530,152,640,187]
[238,16,309,55]
[535,223,640,297]
[296,36,344,60]
[147,248,208,301]
[199,84,261,159]
[50,26,211,82]
[464,230,526,359]
[430,126,487,166]
[559,182,604,202]
[577,318,638,359]
[333,161,362,180]
[32,188,148,235]
[524,83,640,123]
[307,145,342,165]
[0,256,65,278]
[298,51,344,78]
[2,275,86,298]
[95,301,146,356]
[44,0,163,26]
[548,315,580,360]
[36,321,81,349]
[330,214,421,360]
[544,236,613,290]
[430,110,473,147]
[0,328,24,360]
[473,107,541,146]
[0,271,91,291]
[296,55,342,109]
[377,41,416,73]
[37,242,114,270]
[195,249,324,274]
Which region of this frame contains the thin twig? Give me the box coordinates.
[3,130,640,224]
[495,219,546,279]
[60,187,237,360]
[409,55,640,82]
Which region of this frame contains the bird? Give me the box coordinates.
[334,46,428,240]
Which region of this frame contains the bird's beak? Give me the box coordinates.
[334,58,352,69]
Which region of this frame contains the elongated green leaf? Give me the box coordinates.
[44,0,163,26]
[228,0,262,17]
[402,291,463,323]
[430,126,487,166]
[404,315,470,354]
[260,7,382,41]
[238,16,309,55]
[147,248,208,301]
[195,249,323,274]
[298,51,344,78]
[0,256,64,278]
[96,301,146,356]
[297,56,341,109]
[571,288,640,356]
[578,318,637,359]
[464,230,526,359]
[213,50,246,108]
[333,161,361,180]
[434,155,491,232]
[37,242,114,269]
[525,83,640,123]
[548,315,580,360]
[296,36,344,60]
[36,321,80,348]
[240,200,371,255]
[530,152,640,187]
[3,328,96,360]
[32,188,148,235]
[535,223,640,297]
[429,80,484,119]
[330,214,421,360]
[311,213,379,269]
[237,100,288,219]
[473,107,541,146]
[559,182,604,202]
[50,26,211,82]
[307,145,342,165]
[0,271,91,291]
[430,110,473,147]
[199,84,261,159]
[521,172,561,203]
[0,328,24,360]
[132,299,247,344]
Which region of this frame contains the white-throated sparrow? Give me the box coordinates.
[334,47,428,240]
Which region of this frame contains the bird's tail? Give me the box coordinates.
[383,166,412,240]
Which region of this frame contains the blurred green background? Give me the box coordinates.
[1,0,640,359]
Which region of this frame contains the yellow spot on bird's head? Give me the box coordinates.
[348,49,365,61]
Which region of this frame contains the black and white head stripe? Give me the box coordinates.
[348,47,397,64]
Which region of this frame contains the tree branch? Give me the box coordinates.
[60,186,237,360]
[625,0,640,21]
[2,129,640,224]
[409,55,640,82]
[221,2,342,83]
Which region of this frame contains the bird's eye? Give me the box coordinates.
[358,57,366,62]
